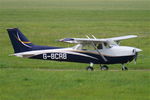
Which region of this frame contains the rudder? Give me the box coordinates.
[7,28,33,53]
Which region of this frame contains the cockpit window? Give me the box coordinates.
[104,42,111,48]
[96,43,113,49]
[97,44,103,49]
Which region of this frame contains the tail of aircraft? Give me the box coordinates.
[7,28,34,53]
[7,28,62,53]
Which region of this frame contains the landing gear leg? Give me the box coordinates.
[122,64,128,71]
[100,65,109,70]
[86,62,94,71]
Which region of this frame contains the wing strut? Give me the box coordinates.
[86,35,108,62]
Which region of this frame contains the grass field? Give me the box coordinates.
[0,69,149,100]
[0,0,150,100]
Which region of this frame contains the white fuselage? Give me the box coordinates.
[13,45,141,64]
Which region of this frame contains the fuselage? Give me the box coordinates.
[13,45,141,64]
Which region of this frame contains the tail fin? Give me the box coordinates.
[7,28,33,53]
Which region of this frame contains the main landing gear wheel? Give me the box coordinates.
[86,62,94,71]
[100,65,109,70]
[122,66,128,71]
[86,66,94,71]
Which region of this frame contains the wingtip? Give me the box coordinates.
[130,35,138,37]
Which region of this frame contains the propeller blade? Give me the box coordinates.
[133,50,138,64]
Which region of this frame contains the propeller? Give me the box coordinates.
[133,49,138,64]
[134,52,138,64]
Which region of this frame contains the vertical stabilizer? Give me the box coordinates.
[7,28,33,53]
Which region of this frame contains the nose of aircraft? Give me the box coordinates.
[135,48,142,52]
[132,48,142,63]
[132,48,142,55]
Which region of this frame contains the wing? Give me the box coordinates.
[59,35,138,44]
[107,35,137,41]
[59,38,107,44]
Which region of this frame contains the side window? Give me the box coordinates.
[104,42,111,48]
[97,44,103,49]
[82,44,95,50]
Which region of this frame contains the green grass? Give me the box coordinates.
[0,69,149,100]
[0,0,149,99]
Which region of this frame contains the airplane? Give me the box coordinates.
[7,28,142,71]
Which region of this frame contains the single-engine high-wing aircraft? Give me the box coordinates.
[7,28,142,71]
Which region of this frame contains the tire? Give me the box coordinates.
[101,65,109,70]
[86,66,94,71]
[122,67,128,71]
